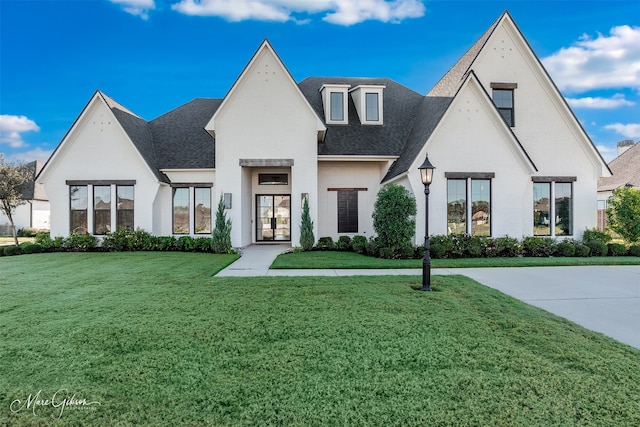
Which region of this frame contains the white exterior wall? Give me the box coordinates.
[406,78,535,241]
[0,200,50,234]
[472,23,604,238]
[317,161,388,239]
[211,47,321,247]
[39,98,161,237]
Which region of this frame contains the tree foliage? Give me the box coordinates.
[607,186,640,244]
[211,195,233,253]
[372,184,417,258]
[299,197,315,251]
[0,154,32,246]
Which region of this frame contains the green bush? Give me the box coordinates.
[629,245,640,257]
[17,228,38,237]
[429,235,453,259]
[334,235,352,251]
[351,235,368,254]
[606,187,640,244]
[63,234,98,251]
[555,241,576,257]
[522,236,556,257]
[299,197,315,251]
[20,243,43,254]
[372,184,416,259]
[574,244,591,257]
[212,195,233,254]
[582,228,612,244]
[35,231,51,244]
[102,228,153,251]
[365,237,380,257]
[491,236,521,257]
[414,244,425,259]
[4,245,23,256]
[607,243,627,256]
[315,237,334,251]
[584,240,607,257]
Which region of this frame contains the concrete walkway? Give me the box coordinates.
[217,246,640,349]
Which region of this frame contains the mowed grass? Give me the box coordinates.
[271,250,640,269]
[2,253,640,426]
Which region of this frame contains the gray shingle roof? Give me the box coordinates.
[598,142,640,191]
[298,77,424,156]
[20,160,47,201]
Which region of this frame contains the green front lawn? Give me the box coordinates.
[271,250,640,269]
[1,253,639,425]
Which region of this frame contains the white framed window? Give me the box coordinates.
[350,85,384,125]
[320,84,350,124]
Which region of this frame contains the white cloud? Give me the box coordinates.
[171,0,425,25]
[0,115,40,148]
[110,0,155,19]
[604,123,640,139]
[6,148,53,164]
[542,25,640,93]
[566,94,636,109]
[596,144,618,163]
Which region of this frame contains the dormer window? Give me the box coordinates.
[320,84,350,124]
[350,85,385,125]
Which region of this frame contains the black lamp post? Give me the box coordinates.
[418,154,435,291]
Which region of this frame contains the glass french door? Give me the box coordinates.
[256,195,291,241]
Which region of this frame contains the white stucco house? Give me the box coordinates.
[37,11,610,247]
[1,160,50,235]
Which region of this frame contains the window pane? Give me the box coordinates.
[71,210,88,234]
[194,188,211,234]
[366,92,379,121]
[70,186,88,234]
[471,179,491,236]
[70,185,87,210]
[555,183,572,235]
[117,186,134,230]
[533,183,551,236]
[447,180,466,235]
[493,89,514,126]
[94,186,111,235]
[173,188,189,234]
[330,92,344,121]
[337,191,358,233]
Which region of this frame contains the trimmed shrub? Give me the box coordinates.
[351,235,367,254]
[315,237,334,251]
[299,197,315,251]
[4,245,23,256]
[20,243,43,254]
[574,244,591,257]
[334,236,352,251]
[492,236,521,257]
[429,235,453,259]
[35,231,51,244]
[212,195,233,254]
[582,228,612,244]
[17,228,38,237]
[555,241,576,257]
[414,245,425,259]
[522,236,556,257]
[365,237,380,257]
[629,245,640,257]
[63,234,98,251]
[372,184,416,259]
[584,239,607,257]
[608,243,627,257]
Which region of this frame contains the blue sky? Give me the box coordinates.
[1,0,638,164]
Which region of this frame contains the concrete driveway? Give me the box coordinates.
[438,266,640,349]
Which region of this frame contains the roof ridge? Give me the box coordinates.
[99,91,142,119]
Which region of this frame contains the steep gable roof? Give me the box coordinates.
[299,77,424,156]
[20,161,47,201]
[598,142,640,191]
[150,98,220,169]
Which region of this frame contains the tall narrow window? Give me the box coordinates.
[533,183,551,236]
[447,179,466,235]
[70,185,88,234]
[330,92,344,121]
[117,185,134,230]
[173,188,189,234]
[471,180,491,236]
[194,188,211,234]
[493,89,514,126]
[93,185,111,235]
[365,92,379,121]
[555,182,572,236]
[337,190,358,233]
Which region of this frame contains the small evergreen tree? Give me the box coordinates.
[372,184,417,258]
[211,195,233,253]
[299,197,315,251]
[607,186,640,244]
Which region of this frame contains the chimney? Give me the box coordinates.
[617,140,635,156]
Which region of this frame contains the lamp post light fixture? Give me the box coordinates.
[418,154,436,291]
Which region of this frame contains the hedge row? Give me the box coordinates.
[310,234,640,259]
[1,229,224,257]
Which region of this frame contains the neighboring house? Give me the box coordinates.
[0,160,50,235]
[37,11,610,247]
[597,140,640,230]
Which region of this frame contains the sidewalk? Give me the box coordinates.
[217,245,640,349]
